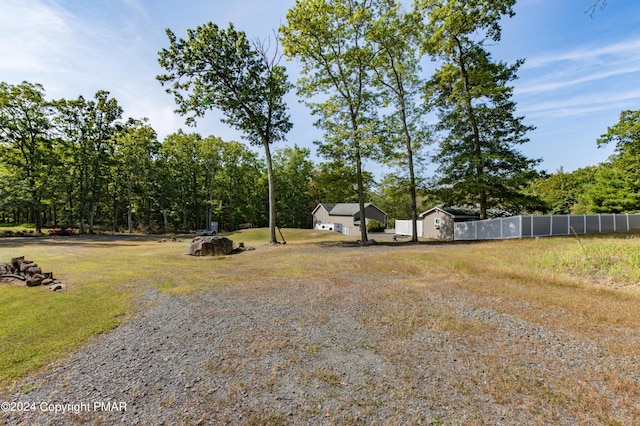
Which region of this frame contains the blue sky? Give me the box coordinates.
[2,0,640,179]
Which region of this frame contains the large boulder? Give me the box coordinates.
[188,236,234,256]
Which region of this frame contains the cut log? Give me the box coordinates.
[26,278,42,287]
[20,262,36,273]
[26,266,43,276]
[0,274,26,281]
[11,256,24,266]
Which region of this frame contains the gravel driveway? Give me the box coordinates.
[3,249,638,425]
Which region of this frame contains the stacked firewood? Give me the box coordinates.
[0,256,64,291]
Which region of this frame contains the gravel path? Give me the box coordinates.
[2,268,639,425]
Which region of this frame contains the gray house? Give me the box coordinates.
[312,203,387,235]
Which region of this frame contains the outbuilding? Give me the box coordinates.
[312,203,387,236]
[396,206,479,240]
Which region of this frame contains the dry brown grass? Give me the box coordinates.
[2,230,640,424]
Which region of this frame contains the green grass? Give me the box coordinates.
[538,233,640,285]
[0,223,36,229]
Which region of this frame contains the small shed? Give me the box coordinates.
[419,206,479,240]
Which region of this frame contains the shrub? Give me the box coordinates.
[366,219,386,232]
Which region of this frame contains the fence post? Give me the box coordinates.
[550,215,553,236]
[567,215,570,235]
[613,213,616,232]
[519,215,523,238]
[627,213,630,232]
[532,214,535,237]
[584,214,587,234]
[598,214,602,233]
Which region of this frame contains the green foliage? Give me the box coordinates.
[589,109,640,213]
[159,130,264,231]
[368,2,431,242]
[52,90,124,233]
[112,119,160,232]
[0,81,55,232]
[280,0,387,242]
[309,161,375,205]
[420,0,539,218]
[157,22,293,243]
[528,167,597,214]
[0,80,275,233]
[366,218,385,232]
[157,22,292,147]
[370,173,430,222]
[273,145,315,228]
[585,161,640,213]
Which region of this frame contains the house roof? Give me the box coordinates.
[312,203,387,217]
[419,206,479,219]
[329,203,366,216]
[312,203,336,215]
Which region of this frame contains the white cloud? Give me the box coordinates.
[524,39,640,69]
[0,0,76,74]
[519,88,640,117]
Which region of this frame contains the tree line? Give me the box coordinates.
[2,0,638,237]
[528,109,640,215]
[0,82,320,234]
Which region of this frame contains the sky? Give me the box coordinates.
[1,0,640,179]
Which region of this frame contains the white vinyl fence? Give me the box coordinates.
[395,220,423,237]
[454,213,640,241]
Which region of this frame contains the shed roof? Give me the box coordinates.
[419,206,479,219]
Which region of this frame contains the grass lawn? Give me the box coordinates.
[1,229,639,422]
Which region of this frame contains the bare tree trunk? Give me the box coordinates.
[89,201,96,234]
[263,138,278,244]
[127,181,133,233]
[355,149,368,243]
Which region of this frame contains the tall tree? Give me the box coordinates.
[281,0,385,242]
[0,81,55,233]
[53,91,123,233]
[597,109,640,163]
[159,130,202,230]
[419,0,539,219]
[368,2,430,241]
[112,118,159,232]
[585,162,640,213]
[157,22,292,244]
[588,109,640,213]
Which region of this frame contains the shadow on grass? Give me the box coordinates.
[312,238,479,249]
[0,234,181,249]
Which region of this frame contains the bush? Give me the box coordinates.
[366,219,386,232]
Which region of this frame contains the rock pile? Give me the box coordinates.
[0,256,64,291]
[187,236,234,256]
